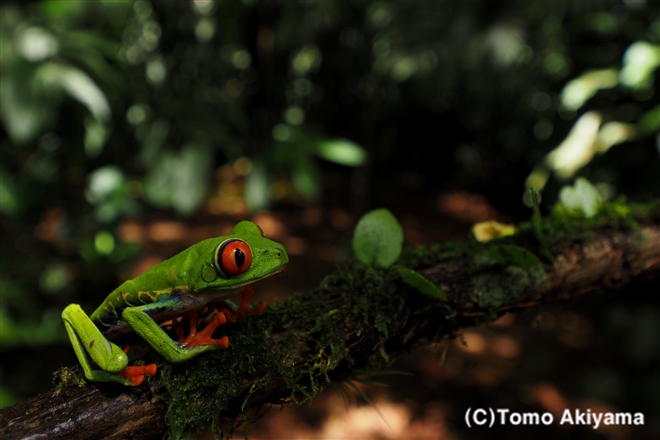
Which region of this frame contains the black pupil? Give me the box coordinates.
[234,248,245,268]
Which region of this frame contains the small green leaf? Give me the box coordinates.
[315,139,367,166]
[396,267,447,300]
[559,177,602,217]
[488,245,542,268]
[352,208,403,268]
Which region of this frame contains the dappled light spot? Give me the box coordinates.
[246,389,450,439]
[491,313,515,327]
[456,331,486,353]
[436,192,496,223]
[126,104,148,125]
[284,237,307,256]
[195,18,215,43]
[619,41,660,89]
[217,162,238,182]
[328,209,352,231]
[207,195,248,216]
[119,220,145,244]
[146,57,166,85]
[272,123,291,141]
[418,351,454,381]
[16,27,59,62]
[533,382,569,416]
[545,111,602,179]
[406,403,449,439]
[231,50,252,70]
[148,221,186,242]
[560,69,618,111]
[483,21,525,66]
[127,256,163,279]
[192,0,213,15]
[321,393,410,439]
[233,157,252,176]
[252,213,285,238]
[271,180,292,201]
[40,262,75,294]
[292,45,321,75]
[575,400,631,437]
[284,105,305,126]
[492,336,520,359]
[94,231,115,255]
[35,207,67,244]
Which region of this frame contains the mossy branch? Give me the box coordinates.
[2,202,659,440]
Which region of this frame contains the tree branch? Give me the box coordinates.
[2,215,659,440]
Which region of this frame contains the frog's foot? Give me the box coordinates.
[119,364,157,386]
[223,286,268,323]
[178,310,229,349]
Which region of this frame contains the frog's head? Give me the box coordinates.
[193,220,289,291]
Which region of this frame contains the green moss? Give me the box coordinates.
[52,366,86,391]
[160,265,408,439]
[472,265,547,309]
[159,199,660,438]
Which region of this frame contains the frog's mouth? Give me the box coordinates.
[252,266,287,283]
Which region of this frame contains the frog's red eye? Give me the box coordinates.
[215,239,252,276]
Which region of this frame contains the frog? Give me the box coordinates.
[61,221,288,386]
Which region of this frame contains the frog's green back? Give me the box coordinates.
[89,246,202,328]
[89,221,288,331]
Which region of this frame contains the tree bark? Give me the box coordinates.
[2,223,659,440]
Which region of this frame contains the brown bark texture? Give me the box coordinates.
[2,223,659,440]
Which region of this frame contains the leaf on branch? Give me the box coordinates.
[352,209,403,268]
[396,266,447,300]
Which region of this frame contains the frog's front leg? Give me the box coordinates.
[62,304,156,386]
[122,297,228,363]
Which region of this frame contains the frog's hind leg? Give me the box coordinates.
[62,304,148,386]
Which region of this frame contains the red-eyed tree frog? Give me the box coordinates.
[62,221,288,386]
